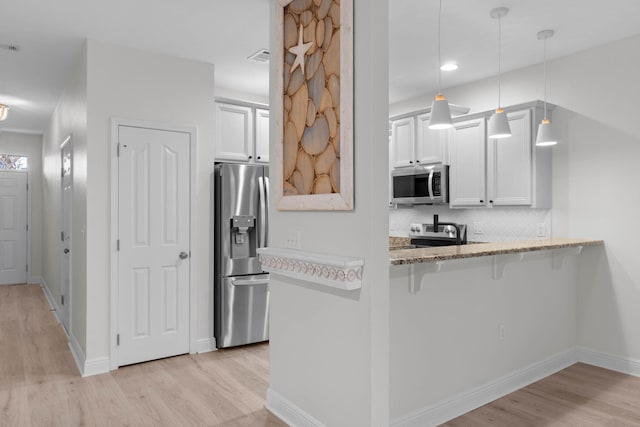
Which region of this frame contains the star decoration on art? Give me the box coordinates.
[288,23,313,76]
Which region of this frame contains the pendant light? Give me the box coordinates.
[0,104,8,121]
[487,7,511,139]
[536,29,557,146]
[428,0,453,130]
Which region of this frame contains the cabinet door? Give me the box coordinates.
[215,103,253,162]
[391,117,416,168]
[449,118,487,207]
[255,108,270,163]
[487,110,532,206]
[416,113,449,165]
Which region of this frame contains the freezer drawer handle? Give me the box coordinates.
[230,278,269,286]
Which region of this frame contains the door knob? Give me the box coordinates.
[179,251,189,260]
[64,248,70,254]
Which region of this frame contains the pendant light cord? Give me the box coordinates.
[437,0,442,95]
[543,37,548,119]
[497,15,502,109]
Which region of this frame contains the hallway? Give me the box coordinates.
[0,284,285,426]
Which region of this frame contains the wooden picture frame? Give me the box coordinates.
[274,0,353,211]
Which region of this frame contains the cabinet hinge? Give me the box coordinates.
[26,183,29,191]
[61,294,65,306]
[26,224,28,231]
[117,334,120,346]
[26,264,28,272]
[61,168,64,178]
[117,239,120,251]
[117,143,120,157]
[61,231,64,242]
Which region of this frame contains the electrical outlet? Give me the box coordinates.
[473,222,484,235]
[498,324,505,341]
[536,223,546,237]
[284,231,301,249]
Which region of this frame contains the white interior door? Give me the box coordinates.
[117,125,191,366]
[0,171,28,285]
[61,138,72,332]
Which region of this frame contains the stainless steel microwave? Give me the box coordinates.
[391,164,449,205]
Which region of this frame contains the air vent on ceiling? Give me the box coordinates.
[248,49,270,63]
[0,44,20,53]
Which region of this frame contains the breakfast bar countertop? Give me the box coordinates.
[389,237,604,265]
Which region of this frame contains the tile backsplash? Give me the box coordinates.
[389,205,552,242]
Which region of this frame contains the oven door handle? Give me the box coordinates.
[428,169,435,200]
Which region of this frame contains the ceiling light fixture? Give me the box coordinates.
[488,7,511,139]
[440,62,458,71]
[536,29,557,147]
[428,0,453,130]
[0,104,8,121]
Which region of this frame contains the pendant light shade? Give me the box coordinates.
[428,0,453,130]
[536,29,557,146]
[536,119,557,146]
[488,7,511,139]
[0,104,8,121]
[488,108,511,139]
[429,95,453,129]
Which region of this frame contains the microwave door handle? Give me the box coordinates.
[428,169,435,200]
[258,176,266,248]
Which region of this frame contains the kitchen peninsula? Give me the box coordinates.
[389,237,604,426]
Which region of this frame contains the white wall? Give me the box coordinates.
[42,46,88,349]
[0,132,44,281]
[267,0,390,425]
[391,34,640,363]
[84,40,215,361]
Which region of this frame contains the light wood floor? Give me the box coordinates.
[0,284,286,427]
[443,362,640,426]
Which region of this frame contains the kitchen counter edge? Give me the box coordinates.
[389,238,603,265]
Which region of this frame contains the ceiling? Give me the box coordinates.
[1,0,639,134]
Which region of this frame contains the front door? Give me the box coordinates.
[0,171,28,285]
[117,125,191,366]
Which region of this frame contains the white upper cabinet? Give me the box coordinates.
[416,113,449,165]
[215,103,253,162]
[449,118,487,207]
[215,101,270,164]
[255,108,270,164]
[391,116,416,168]
[487,110,532,206]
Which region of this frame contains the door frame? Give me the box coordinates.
[59,135,72,331]
[109,118,198,370]
[0,168,30,285]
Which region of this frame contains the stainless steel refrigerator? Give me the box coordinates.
[214,163,270,348]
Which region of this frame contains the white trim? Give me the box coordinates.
[257,247,364,290]
[577,346,640,378]
[266,388,327,427]
[83,357,111,377]
[37,276,62,324]
[110,117,198,370]
[68,331,85,376]
[195,337,217,354]
[391,348,578,427]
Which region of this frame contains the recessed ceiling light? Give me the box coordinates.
[440,62,458,71]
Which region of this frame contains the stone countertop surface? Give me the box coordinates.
[389,236,411,250]
[389,238,604,266]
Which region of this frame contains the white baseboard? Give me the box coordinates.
[266,388,326,427]
[195,337,217,353]
[391,348,578,427]
[67,331,110,377]
[37,276,62,324]
[578,346,640,378]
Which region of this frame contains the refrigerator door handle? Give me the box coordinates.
[264,176,270,246]
[230,277,270,286]
[258,176,266,248]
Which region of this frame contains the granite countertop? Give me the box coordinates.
[389,238,604,266]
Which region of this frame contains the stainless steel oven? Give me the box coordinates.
[391,163,449,205]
